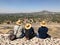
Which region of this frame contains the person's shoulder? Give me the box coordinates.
[20,25,23,28]
[30,27,34,29]
[38,27,41,29]
[38,27,44,30]
[14,25,19,27]
[31,27,33,28]
[44,27,48,28]
[43,27,48,30]
[14,25,19,30]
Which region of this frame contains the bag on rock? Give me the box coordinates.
[9,34,16,41]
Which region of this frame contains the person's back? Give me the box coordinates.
[24,23,36,40]
[14,25,23,38]
[38,26,48,39]
[38,21,50,39]
[25,27,35,39]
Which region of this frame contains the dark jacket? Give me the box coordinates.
[38,26,49,39]
[24,27,35,39]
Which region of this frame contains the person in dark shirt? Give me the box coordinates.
[24,23,36,40]
[38,21,51,39]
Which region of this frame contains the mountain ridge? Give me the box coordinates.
[0,10,60,15]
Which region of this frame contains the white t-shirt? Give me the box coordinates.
[14,25,23,38]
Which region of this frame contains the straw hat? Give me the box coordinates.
[40,21,46,26]
[30,19,34,24]
[16,20,22,25]
[25,23,31,30]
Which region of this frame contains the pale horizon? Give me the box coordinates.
[0,0,60,13]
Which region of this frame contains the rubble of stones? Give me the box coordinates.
[0,34,60,45]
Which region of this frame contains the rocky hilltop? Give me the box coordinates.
[0,34,60,45]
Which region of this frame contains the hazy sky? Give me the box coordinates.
[0,0,60,13]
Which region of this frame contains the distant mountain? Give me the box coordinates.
[0,10,60,15]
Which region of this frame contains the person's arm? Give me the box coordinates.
[31,27,35,34]
[45,27,48,32]
[14,26,18,35]
[21,28,25,34]
[38,28,40,33]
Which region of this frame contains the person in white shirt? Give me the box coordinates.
[13,20,25,38]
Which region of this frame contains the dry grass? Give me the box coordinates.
[0,29,11,34]
[48,26,60,38]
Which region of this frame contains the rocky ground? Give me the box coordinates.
[0,34,60,45]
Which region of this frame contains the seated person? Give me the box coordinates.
[38,21,51,39]
[24,23,36,40]
[9,20,25,41]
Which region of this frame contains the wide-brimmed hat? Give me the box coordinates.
[30,19,33,23]
[25,23,31,30]
[40,21,46,26]
[16,20,22,25]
